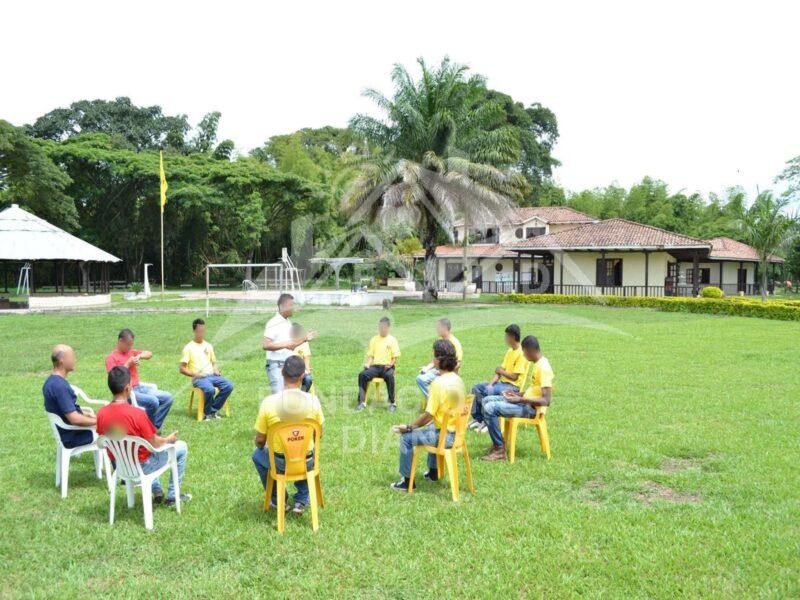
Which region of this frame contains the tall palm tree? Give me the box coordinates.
[343,58,526,301]
[739,191,797,301]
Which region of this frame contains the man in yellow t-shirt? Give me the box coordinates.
[469,324,527,432]
[390,339,465,490]
[179,318,234,421]
[481,335,553,461]
[416,318,464,398]
[252,355,325,515]
[356,317,401,412]
[290,323,314,392]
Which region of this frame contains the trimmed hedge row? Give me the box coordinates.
[501,293,800,321]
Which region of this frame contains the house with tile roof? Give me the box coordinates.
[416,207,784,297]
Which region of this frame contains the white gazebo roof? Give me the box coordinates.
[0,204,120,262]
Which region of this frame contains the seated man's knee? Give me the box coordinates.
[471,383,483,395]
[483,401,499,417]
[175,439,188,456]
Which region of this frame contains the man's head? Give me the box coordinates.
[192,318,206,340]
[290,322,305,341]
[432,339,457,372]
[378,316,391,337]
[107,365,132,398]
[282,355,306,388]
[521,335,542,362]
[117,328,135,352]
[278,293,295,317]
[504,324,521,346]
[51,344,76,373]
[435,318,452,338]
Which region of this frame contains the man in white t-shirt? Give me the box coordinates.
[262,293,316,393]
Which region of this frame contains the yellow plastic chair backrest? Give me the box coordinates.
[435,394,473,452]
[266,419,320,480]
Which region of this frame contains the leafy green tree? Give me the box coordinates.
[26,97,190,152]
[776,154,800,202]
[190,112,221,154]
[344,57,526,301]
[0,120,77,228]
[739,191,797,301]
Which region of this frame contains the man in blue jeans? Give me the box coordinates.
[97,366,191,506]
[481,335,554,462]
[469,324,527,433]
[105,328,173,429]
[391,340,464,490]
[179,318,234,420]
[252,356,325,515]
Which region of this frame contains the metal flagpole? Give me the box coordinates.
[160,207,165,298]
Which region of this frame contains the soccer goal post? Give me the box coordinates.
[204,262,284,316]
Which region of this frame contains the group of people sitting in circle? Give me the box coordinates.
[42,292,553,517]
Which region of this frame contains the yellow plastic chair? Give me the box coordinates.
[364,377,386,405]
[263,419,323,533]
[499,406,551,464]
[188,386,230,422]
[408,395,475,501]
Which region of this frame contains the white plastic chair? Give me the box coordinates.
[97,435,181,530]
[70,384,109,410]
[46,411,104,498]
[129,382,160,411]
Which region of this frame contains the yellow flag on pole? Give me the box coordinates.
[159,150,168,212]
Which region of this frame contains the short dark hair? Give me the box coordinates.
[433,339,458,372]
[118,328,134,341]
[521,335,540,352]
[278,293,294,308]
[438,318,452,331]
[192,318,205,330]
[379,316,391,326]
[505,324,521,342]
[108,366,131,395]
[282,355,306,382]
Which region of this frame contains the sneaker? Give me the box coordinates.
[292,502,307,515]
[356,402,366,412]
[388,403,396,413]
[477,423,488,434]
[153,493,165,505]
[391,478,410,491]
[203,413,218,421]
[424,469,438,482]
[481,447,507,462]
[165,493,192,507]
[468,420,481,431]
[269,500,292,512]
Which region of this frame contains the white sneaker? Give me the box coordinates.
[477,423,488,434]
[468,420,481,431]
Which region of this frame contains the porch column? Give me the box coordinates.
[692,250,700,297]
[739,261,744,294]
[559,251,564,294]
[514,255,521,293]
[600,250,606,294]
[644,250,650,296]
[719,261,723,290]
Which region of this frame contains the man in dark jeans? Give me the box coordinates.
[356,317,401,413]
[43,344,96,448]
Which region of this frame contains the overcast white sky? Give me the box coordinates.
[2,0,799,201]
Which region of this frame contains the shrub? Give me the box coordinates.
[701,286,724,299]
[501,293,800,321]
[129,282,144,294]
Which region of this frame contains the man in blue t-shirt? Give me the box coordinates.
[43,344,96,448]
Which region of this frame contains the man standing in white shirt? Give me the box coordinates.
[262,293,315,393]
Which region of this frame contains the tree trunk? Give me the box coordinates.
[422,217,439,302]
[761,258,768,302]
[462,202,469,301]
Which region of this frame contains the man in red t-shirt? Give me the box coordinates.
[97,366,190,506]
[105,328,173,429]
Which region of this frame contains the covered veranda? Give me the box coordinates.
[0,204,120,309]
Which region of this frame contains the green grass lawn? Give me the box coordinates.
[1,303,798,598]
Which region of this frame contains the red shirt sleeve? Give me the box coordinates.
[104,353,117,373]
[132,406,157,441]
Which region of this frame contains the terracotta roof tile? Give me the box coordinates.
[413,244,515,259]
[508,218,709,250]
[509,206,596,224]
[708,237,784,263]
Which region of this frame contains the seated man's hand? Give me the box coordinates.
[306,330,317,341]
[213,369,221,376]
[140,351,153,360]
[165,431,178,444]
[494,366,503,375]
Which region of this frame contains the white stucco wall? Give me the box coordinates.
[555,251,671,287]
[28,293,112,309]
